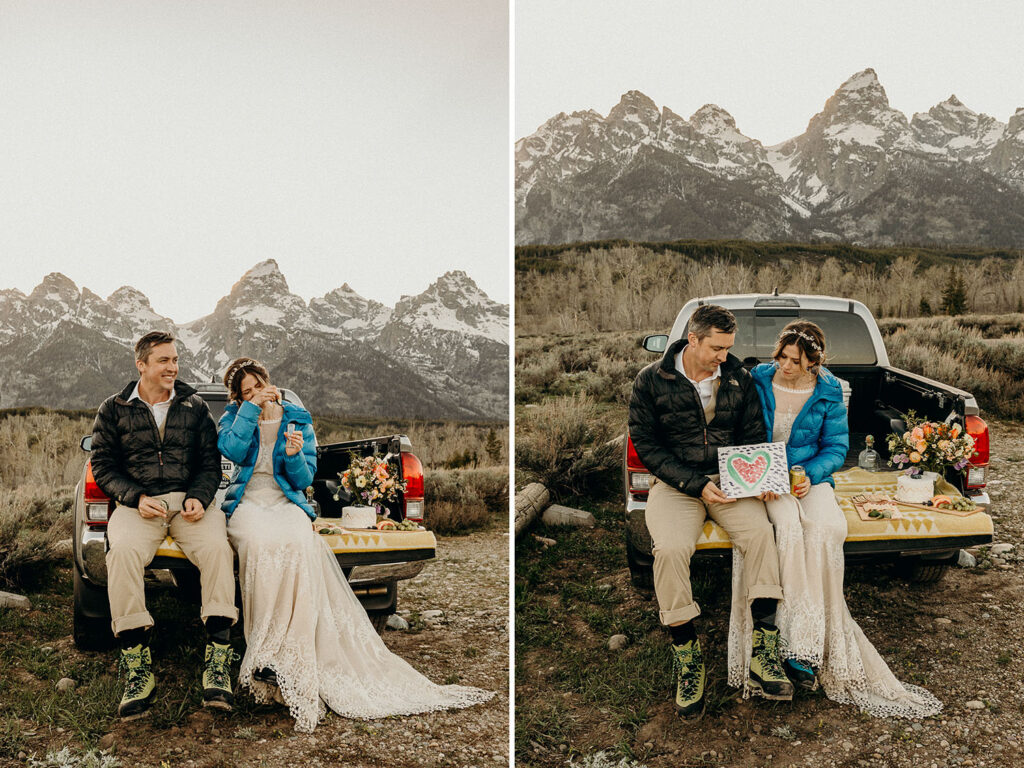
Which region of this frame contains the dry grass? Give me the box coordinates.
[0,486,73,588]
[425,466,509,535]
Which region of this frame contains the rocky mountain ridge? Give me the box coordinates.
[516,69,1024,246]
[0,261,508,419]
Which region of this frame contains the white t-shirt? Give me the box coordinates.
[128,382,174,436]
[674,350,721,411]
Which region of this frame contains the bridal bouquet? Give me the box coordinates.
[886,411,975,476]
[335,454,407,508]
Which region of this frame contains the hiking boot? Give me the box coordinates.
[784,657,818,691]
[671,639,706,717]
[117,644,156,720]
[202,642,237,711]
[749,624,794,701]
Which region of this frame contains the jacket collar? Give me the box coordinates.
[225,398,312,424]
[658,338,742,381]
[752,362,843,402]
[115,379,196,405]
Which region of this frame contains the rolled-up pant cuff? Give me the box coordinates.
[659,602,701,626]
[112,611,154,637]
[746,585,783,603]
[201,603,239,625]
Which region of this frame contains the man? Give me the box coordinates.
[628,304,792,716]
[90,331,238,720]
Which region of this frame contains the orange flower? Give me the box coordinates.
[909,452,922,463]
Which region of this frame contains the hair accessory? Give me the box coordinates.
[226,358,261,391]
[780,329,822,353]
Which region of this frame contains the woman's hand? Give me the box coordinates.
[284,429,304,456]
[251,385,281,408]
[792,477,811,498]
[758,490,780,502]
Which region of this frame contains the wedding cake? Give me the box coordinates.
[341,505,377,529]
[895,474,933,504]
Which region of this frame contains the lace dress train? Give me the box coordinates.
[727,483,942,718]
[227,419,493,732]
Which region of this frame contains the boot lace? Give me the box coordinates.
[205,645,238,689]
[672,642,703,701]
[753,628,787,679]
[118,650,150,698]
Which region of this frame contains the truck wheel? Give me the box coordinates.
[626,539,654,592]
[73,569,114,651]
[899,560,950,584]
[367,611,389,634]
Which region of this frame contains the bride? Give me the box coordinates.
[216,357,492,732]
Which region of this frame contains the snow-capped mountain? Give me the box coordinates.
[516,68,1024,246]
[0,261,508,419]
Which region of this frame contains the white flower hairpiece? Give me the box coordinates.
[226,358,262,391]
[780,329,822,353]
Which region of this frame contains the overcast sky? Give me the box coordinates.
[0,1,508,323]
[516,0,1024,145]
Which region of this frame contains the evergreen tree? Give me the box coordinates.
[940,268,968,315]
[485,428,502,464]
[919,298,932,316]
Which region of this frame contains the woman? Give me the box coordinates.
[727,321,941,718]
[217,357,492,732]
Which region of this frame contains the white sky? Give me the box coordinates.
[516,0,1024,145]
[0,1,508,324]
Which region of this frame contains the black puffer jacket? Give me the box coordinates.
[90,381,221,509]
[628,338,767,498]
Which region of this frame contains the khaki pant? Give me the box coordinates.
[105,491,238,636]
[645,478,783,626]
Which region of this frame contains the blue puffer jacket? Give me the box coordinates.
[750,363,849,487]
[217,399,317,520]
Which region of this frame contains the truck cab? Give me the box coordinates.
[625,294,994,586]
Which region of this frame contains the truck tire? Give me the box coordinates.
[367,611,389,634]
[626,539,654,592]
[899,559,950,584]
[73,569,115,651]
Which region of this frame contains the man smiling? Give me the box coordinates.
[90,331,237,720]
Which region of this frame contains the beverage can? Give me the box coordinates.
[789,465,806,493]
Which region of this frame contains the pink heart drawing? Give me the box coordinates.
[727,451,771,491]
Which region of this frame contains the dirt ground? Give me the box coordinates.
[516,420,1024,768]
[0,530,510,768]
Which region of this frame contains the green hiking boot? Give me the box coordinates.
[202,642,237,711]
[749,624,794,701]
[671,639,706,717]
[117,644,156,720]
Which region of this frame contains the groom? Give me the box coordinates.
[629,304,792,716]
[90,330,238,719]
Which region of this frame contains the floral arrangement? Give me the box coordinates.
[334,453,407,509]
[886,411,976,476]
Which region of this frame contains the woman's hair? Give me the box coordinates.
[223,357,270,403]
[772,320,827,372]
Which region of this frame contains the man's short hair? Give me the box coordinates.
[687,304,736,340]
[135,331,176,362]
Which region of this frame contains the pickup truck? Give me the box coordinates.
[72,383,434,650]
[625,293,994,587]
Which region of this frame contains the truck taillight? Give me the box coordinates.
[402,452,424,522]
[626,435,652,495]
[83,462,114,525]
[965,415,989,489]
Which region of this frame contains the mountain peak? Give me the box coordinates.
[29,272,79,304]
[838,68,881,93]
[608,90,660,124]
[242,259,283,280]
[690,104,738,133]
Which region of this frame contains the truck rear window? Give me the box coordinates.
[727,309,877,365]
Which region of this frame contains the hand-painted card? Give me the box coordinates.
[717,442,790,498]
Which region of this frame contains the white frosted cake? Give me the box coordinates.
[341,506,377,529]
[895,474,933,504]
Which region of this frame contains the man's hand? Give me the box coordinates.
[701,482,735,505]
[137,495,167,519]
[181,497,206,522]
[284,429,303,456]
[792,477,811,499]
[759,490,780,502]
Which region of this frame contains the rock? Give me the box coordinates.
[421,610,445,621]
[958,550,977,568]
[53,538,74,558]
[55,677,76,692]
[541,504,596,529]
[934,618,953,626]
[386,614,410,631]
[843,741,854,751]
[98,734,115,751]
[0,591,31,610]
[966,700,985,710]
[990,543,1015,555]
[533,535,556,548]
[607,634,628,651]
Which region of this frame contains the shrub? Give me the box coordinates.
[0,486,73,588]
[425,467,509,536]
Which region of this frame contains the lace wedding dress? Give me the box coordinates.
[228,418,493,732]
[726,381,942,718]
